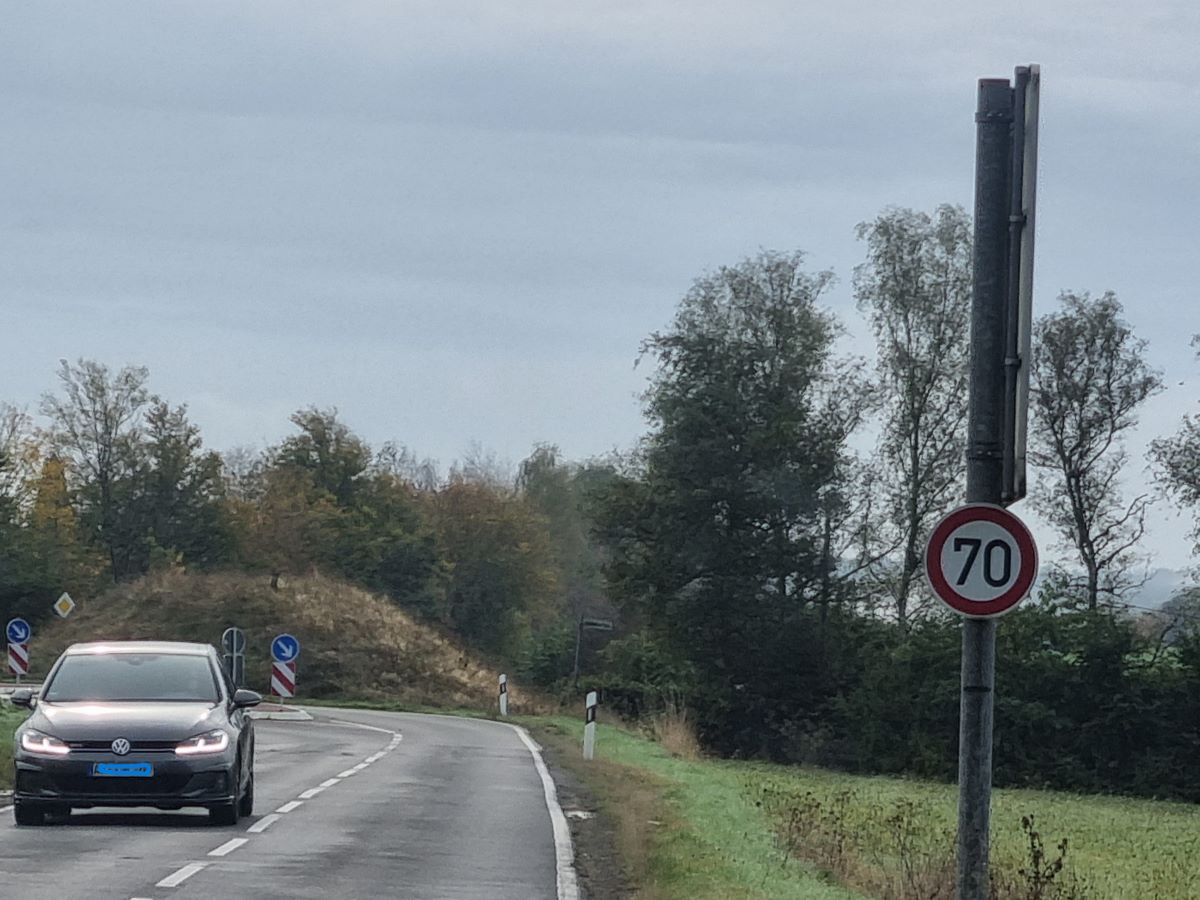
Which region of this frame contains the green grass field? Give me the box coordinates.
[532,715,1200,900]
[531,715,861,900]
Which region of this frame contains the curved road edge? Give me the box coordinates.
[507,723,581,900]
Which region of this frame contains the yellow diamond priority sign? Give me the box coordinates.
[54,592,76,618]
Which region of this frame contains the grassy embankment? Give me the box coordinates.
[530,715,1200,900]
[26,570,518,710]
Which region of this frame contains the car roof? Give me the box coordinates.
[65,641,214,656]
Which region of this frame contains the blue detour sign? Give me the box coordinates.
[6,617,32,644]
[271,633,300,663]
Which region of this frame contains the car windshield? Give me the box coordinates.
[43,653,219,703]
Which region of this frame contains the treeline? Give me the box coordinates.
[0,367,611,666]
[5,204,1200,800]
[583,205,1200,800]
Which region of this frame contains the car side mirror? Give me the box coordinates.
[233,689,262,708]
[9,689,34,709]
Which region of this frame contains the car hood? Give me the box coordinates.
[30,702,224,742]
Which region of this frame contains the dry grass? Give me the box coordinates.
[31,570,545,712]
[649,702,703,761]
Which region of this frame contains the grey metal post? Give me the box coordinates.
[958,77,1013,900]
[572,615,583,690]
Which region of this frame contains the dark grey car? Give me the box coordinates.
[10,641,260,826]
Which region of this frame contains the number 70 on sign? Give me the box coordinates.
[924,504,1039,618]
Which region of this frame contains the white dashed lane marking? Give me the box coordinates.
[208,837,249,857]
[156,862,207,888]
[133,722,402,895]
[246,813,281,834]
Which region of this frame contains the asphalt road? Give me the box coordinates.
[1,707,576,900]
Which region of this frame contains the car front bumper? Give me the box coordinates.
[14,750,236,809]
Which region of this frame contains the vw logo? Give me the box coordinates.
[111,738,131,756]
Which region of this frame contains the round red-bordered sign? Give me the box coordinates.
[924,504,1038,618]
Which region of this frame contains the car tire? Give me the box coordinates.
[13,801,46,827]
[237,769,254,818]
[209,801,239,826]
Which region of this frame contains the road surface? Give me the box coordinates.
[1,707,576,900]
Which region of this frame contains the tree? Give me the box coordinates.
[0,403,39,516]
[853,205,972,626]
[135,401,231,569]
[1151,335,1200,555]
[1030,291,1163,609]
[273,408,372,507]
[40,359,150,580]
[594,250,867,751]
[232,465,340,588]
[427,478,558,657]
[332,471,441,612]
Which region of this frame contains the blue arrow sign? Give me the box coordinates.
[271,633,300,663]
[6,617,31,644]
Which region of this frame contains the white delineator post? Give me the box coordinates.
[583,691,597,760]
[499,673,508,717]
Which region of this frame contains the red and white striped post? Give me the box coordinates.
[271,660,296,699]
[583,690,597,760]
[498,673,508,717]
[8,643,29,683]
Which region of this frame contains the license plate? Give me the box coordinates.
[93,763,153,777]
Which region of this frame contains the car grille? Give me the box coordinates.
[51,774,195,795]
[65,740,178,753]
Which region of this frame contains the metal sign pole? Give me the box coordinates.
[958,75,1014,900]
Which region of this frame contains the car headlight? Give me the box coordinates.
[175,730,230,756]
[20,730,71,757]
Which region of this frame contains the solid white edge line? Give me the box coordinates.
[208,837,249,857]
[507,724,580,900]
[246,813,281,833]
[276,800,303,813]
[156,862,207,888]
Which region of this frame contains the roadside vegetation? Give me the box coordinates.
[3,202,1200,889]
[536,716,1200,900]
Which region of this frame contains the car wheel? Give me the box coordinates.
[209,802,239,826]
[13,801,46,827]
[237,769,254,818]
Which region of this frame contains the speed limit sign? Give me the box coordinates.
[924,503,1038,618]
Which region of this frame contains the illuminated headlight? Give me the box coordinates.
[20,730,71,757]
[175,730,230,756]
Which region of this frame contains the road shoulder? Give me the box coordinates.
[529,721,642,900]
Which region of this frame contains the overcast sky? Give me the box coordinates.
[2,1,1198,570]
